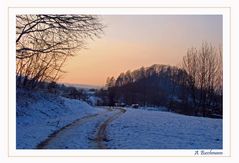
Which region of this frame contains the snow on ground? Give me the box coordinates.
[44,109,119,149]
[16,89,104,149]
[138,106,168,112]
[107,107,222,149]
[87,95,101,106]
[17,89,222,149]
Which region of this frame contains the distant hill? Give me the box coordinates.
[61,83,103,90]
[100,64,222,117]
[107,64,188,106]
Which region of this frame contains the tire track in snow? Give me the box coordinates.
[95,108,126,149]
[36,113,101,149]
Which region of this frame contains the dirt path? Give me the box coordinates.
[95,108,126,149]
[37,113,100,149]
[36,107,126,149]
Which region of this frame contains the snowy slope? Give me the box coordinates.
[107,108,222,149]
[43,109,121,149]
[17,89,222,149]
[16,89,104,149]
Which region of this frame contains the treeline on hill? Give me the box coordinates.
[17,79,99,105]
[98,42,222,118]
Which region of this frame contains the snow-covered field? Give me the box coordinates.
[43,109,121,149]
[17,89,222,149]
[16,89,104,149]
[107,108,222,149]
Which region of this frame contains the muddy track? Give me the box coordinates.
[36,107,126,149]
[95,108,126,149]
[37,113,100,149]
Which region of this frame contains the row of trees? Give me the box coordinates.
[16,14,104,89]
[31,81,88,101]
[104,65,186,105]
[47,82,100,106]
[100,42,222,117]
[182,42,222,116]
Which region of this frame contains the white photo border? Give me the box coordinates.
[8,7,231,157]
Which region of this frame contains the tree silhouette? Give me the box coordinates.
[16,14,104,88]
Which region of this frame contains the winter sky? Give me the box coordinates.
[60,15,222,86]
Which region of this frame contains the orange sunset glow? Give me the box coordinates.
[59,15,222,86]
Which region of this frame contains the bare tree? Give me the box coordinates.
[16,14,104,88]
[215,46,223,96]
[182,47,198,108]
[182,42,223,116]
